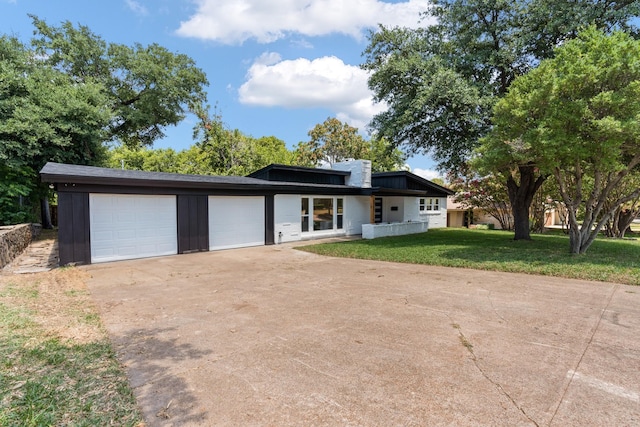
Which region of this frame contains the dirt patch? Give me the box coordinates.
[0,267,103,345]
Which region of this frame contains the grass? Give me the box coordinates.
[298,228,640,286]
[0,269,143,426]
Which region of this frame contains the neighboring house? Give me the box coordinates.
[40,160,452,265]
[446,196,509,229]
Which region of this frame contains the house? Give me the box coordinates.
[40,160,452,265]
[446,196,511,229]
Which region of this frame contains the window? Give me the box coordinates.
[301,198,310,232]
[420,198,440,212]
[313,198,333,230]
[301,197,344,232]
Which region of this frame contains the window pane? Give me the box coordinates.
[301,198,309,232]
[337,198,343,213]
[337,215,343,229]
[313,198,333,231]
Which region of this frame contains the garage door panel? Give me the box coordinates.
[90,194,177,263]
[209,196,264,250]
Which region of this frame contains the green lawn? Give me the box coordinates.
[298,228,640,286]
[0,270,143,426]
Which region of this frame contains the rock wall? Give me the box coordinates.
[0,224,34,269]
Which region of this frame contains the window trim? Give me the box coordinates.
[420,197,440,213]
[301,196,345,233]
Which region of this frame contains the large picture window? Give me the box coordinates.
[301,197,344,232]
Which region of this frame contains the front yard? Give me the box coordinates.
[299,228,640,286]
[0,269,142,426]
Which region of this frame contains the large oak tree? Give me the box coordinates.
[362,0,640,240]
[0,17,208,226]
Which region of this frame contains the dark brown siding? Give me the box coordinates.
[177,195,209,253]
[58,192,90,265]
[265,195,275,245]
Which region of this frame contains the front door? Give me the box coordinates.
[374,197,383,223]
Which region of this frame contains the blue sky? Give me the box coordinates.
[1,0,440,178]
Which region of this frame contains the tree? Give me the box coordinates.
[192,105,293,175]
[30,16,209,148]
[449,170,514,231]
[295,117,370,166]
[602,171,640,238]
[362,0,640,240]
[368,135,407,173]
[0,36,111,226]
[293,117,406,171]
[0,18,208,225]
[478,28,640,254]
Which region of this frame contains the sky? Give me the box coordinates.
[1,0,441,179]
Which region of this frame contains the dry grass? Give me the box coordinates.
[0,268,143,426]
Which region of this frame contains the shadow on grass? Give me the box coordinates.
[110,326,213,426]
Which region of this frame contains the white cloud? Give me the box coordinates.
[412,168,442,181]
[176,0,432,44]
[238,54,385,132]
[125,0,149,16]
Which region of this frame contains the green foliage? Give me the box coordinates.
[0,17,208,224]
[295,117,371,166]
[0,35,111,225]
[293,117,406,171]
[163,104,295,176]
[362,0,640,172]
[0,165,38,225]
[30,15,208,148]
[450,170,513,230]
[479,28,640,253]
[299,228,640,285]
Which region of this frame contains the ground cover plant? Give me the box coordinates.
[0,267,143,426]
[299,228,640,286]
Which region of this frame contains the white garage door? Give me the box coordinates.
[209,196,264,250]
[90,194,177,263]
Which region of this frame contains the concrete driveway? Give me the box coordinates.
[85,244,640,426]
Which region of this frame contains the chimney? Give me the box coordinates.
[333,160,372,188]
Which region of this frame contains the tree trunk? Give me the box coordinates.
[617,209,636,238]
[40,197,53,229]
[506,164,547,240]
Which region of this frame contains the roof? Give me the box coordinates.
[40,162,367,194]
[248,163,350,186]
[40,162,452,198]
[41,162,264,186]
[248,164,350,177]
[371,171,454,196]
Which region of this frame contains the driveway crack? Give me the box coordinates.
[548,284,619,425]
[452,322,540,427]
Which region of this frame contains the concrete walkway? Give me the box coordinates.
[85,245,640,426]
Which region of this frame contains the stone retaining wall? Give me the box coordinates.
[0,224,35,269]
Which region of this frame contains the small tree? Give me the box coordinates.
[450,170,513,231]
[294,118,406,171]
[294,118,370,166]
[478,28,640,254]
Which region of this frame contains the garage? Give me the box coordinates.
[89,194,177,263]
[209,196,265,250]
